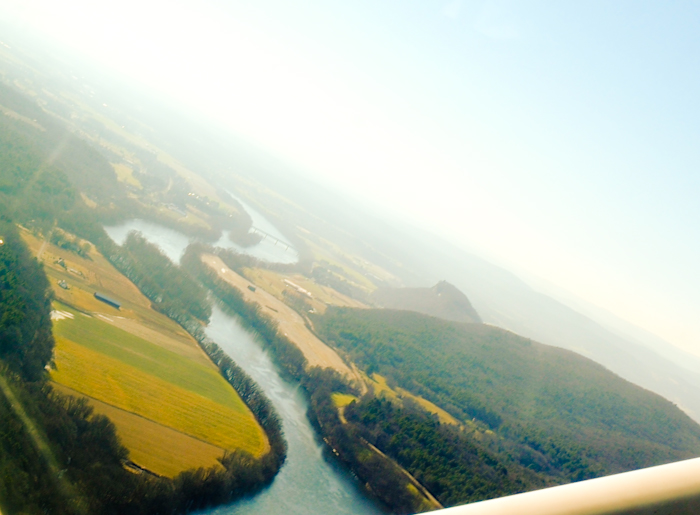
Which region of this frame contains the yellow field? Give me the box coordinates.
[52,384,226,477]
[367,373,400,401]
[395,387,461,426]
[52,337,268,455]
[368,374,461,426]
[112,163,142,188]
[331,393,358,408]
[20,228,269,475]
[203,254,359,382]
[241,267,367,314]
[95,313,211,367]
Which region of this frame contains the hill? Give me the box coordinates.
[313,307,700,505]
[371,281,481,324]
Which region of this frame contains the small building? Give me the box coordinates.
[283,279,313,299]
[94,292,121,309]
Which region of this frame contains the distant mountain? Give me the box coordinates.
[371,280,481,324]
[524,275,700,377]
[318,214,700,426]
[315,308,700,488]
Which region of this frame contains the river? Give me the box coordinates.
[104,194,298,265]
[104,206,383,515]
[214,193,298,264]
[202,307,382,515]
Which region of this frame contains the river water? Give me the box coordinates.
[214,193,298,264]
[202,307,382,515]
[104,206,383,515]
[104,218,192,263]
[105,194,298,265]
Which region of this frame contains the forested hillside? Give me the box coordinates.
[314,307,700,504]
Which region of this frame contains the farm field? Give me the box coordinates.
[51,383,227,477]
[241,267,367,314]
[51,305,268,457]
[331,393,358,408]
[20,228,205,363]
[20,228,268,476]
[365,373,462,426]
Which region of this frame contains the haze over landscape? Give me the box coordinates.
[2,3,700,514]
[3,0,700,356]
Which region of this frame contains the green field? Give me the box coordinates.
[51,304,269,467]
[53,306,244,410]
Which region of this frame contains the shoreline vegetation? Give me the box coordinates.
[95,230,289,500]
[184,244,442,513]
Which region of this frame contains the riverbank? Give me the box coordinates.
[186,246,443,514]
[201,253,357,379]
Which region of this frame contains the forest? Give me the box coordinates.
[313,308,700,492]
[343,396,544,507]
[0,220,55,381]
[111,232,212,323]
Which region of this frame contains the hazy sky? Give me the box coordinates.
[3,1,700,353]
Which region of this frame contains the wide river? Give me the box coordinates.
[104,203,384,515]
[202,307,382,515]
[104,194,298,265]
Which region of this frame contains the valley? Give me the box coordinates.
[1,32,700,515]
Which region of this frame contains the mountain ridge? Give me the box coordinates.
[314,307,700,471]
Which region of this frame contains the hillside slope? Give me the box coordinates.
[233,167,700,429]
[371,281,481,324]
[314,308,700,487]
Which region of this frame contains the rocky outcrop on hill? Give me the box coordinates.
[371,280,481,324]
